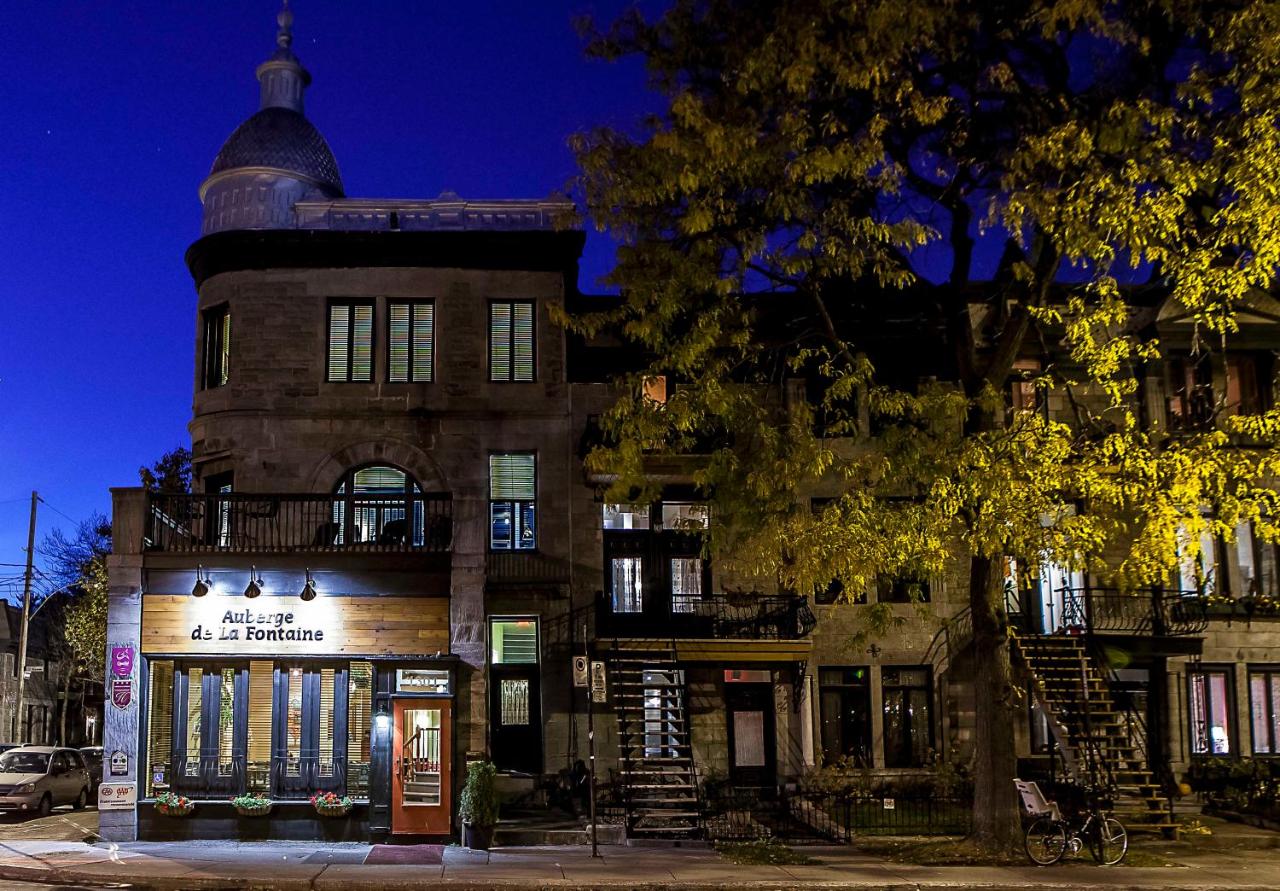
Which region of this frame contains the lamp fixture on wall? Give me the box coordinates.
[244,566,263,599]
[299,568,317,601]
[191,565,211,598]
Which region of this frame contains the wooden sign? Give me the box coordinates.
[140,595,448,656]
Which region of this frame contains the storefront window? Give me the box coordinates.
[286,667,303,776]
[246,661,272,794]
[348,662,373,798]
[218,668,235,776]
[319,668,336,777]
[1190,667,1233,755]
[184,667,203,777]
[146,660,174,796]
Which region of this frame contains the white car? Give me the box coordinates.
[0,747,92,816]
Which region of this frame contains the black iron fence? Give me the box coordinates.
[146,492,453,554]
[701,787,971,842]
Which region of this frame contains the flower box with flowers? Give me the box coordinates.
[310,792,353,817]
[231,793,273,817]
[154,792,195,818]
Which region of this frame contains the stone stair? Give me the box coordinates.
[1014,633,1179,838]
[610,645,701,840]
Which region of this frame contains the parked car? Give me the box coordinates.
[79,747,104,791]
[0,747,91,817]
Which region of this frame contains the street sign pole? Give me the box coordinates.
[583,622,599,858]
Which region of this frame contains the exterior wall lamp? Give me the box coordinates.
[299,568,317,601]
[191,564,211,598]
[244,566,264,599]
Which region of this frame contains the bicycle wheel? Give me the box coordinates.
[1025,817,1069,865]
[1088,816,1128,865]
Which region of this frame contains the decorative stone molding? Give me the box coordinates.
[307,439,449,493]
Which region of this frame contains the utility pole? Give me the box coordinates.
[16,491,36,744]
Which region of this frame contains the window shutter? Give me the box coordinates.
[413,303,433,382]
[352,304,373,381]
[328,304,350,381]
[490,303,512,380]
[490,453,535,500]
[389,303,410,382]
[513,301,534,381]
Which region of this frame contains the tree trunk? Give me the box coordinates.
[967,552,1023,851]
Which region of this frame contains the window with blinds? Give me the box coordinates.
[217,668,236,776]
[202,305,230,389]
[328,301,375,382]
[246,661,273,794]
[319,668,336,777]
[489,453,536,550]
[348,662,373,798]
[489,300,535,382]
[146,660,174,796]
[185,667,203,777]
[388,301,434,382]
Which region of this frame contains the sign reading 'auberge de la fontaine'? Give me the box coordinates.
[140,595,448,656]
[190,608,325,643]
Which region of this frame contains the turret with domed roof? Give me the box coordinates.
[199,2,343,235]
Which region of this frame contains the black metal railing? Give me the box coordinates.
[701,787,970,842]
[146,492,453,554]
[1053,587,1208,637]
[595,591,816,640]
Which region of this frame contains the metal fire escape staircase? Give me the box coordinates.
[1012,633,1178,836]
[610,643,702,839]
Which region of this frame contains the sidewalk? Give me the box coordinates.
[0,839,1278,891]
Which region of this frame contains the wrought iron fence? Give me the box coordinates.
[596,591,816,640]
[146,492,453,553]
[701,787,971,842]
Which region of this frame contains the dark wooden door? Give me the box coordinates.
[725,683,776,787]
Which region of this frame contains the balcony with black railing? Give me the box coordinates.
[1009,586,1208,638]
[595,590,816,640]
[145,492,453,554]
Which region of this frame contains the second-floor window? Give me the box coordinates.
[490,453,536,550]
[202,305,230,389]
[328,301,374,382]
[388,301,434,383]
[489,301,535,382]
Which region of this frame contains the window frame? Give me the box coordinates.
[818,666,872,766]
[880,665,934,768]
[1248,665,1280,756]
[327,299,376,383]
[201,304,231,390]
[1188,664,1236,757]
[488,299,537,383]
[386,299,435,383]
[488,452,538,551]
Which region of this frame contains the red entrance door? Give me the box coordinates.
[391,699,452,834]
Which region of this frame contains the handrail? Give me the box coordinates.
[1053,587,1207,637]
[145,491,453,553]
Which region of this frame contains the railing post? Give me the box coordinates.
[1151,584,1167,636]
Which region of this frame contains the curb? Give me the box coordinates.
[2,863,1280,891]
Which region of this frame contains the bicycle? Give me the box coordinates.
[1015,778,1128,866]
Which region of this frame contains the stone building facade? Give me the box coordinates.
[100,5,1280,844]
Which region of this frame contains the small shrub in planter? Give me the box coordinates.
[231,792,273,817]
[310,791,354,817]
[154,792,195,818]
[459,761,499,850]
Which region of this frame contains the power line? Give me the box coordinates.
[35,496,82,527]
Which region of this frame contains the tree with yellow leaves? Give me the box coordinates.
[571,0,1280,850]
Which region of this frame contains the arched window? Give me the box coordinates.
[332,465,439,548]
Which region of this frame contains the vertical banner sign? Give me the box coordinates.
[590,661,608,704]
[572,655,589,688]
[109,643,134,711]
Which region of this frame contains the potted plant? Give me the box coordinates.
[310,791,354,818]
[231,792,272,817]
[459,761,499,850]
[154,791,195,818]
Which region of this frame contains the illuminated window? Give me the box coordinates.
[490,454,536,550]
[489,300,535,382]
[347,662,373,798]
[500,679,531,725]
[490,620,539,664]
[146,660,174,796]
[202,305,230,389]
[328,301,375,382]
[1190,667,1234,756]
[602,504,650,530]
[217,668,235,776]
[611,557,644,613]
[671,557,703,613]
[246,661,273,794]
[643,375,668,405]
[1249,668,1280,755]
[661,502,709,531]
[388,301,434,382]
[184,667,202,777]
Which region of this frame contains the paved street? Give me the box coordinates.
[0,808,99,845]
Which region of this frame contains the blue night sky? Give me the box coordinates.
[0,1,658,596]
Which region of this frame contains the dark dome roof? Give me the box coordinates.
[210,106,343,195]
